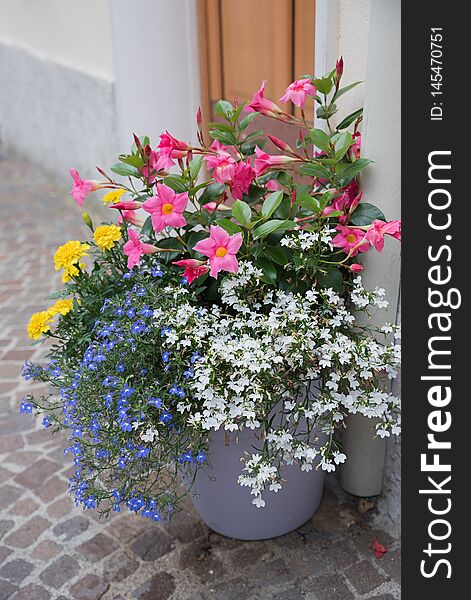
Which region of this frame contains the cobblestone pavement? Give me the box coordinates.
[0,149,401,600]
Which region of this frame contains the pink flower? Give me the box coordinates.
[156,131,191,170]
[332,225,370,256]
[230,160,255,199]
[350,263,364,273]
[366,220,402,252]
[193,225,243,278]
[117,210,143,227]
[109,200,141,211]
[202,202,218,212]
[244,81,288,119]
[141,149,162,181]
[254,146,297,176]
[173,259,210,284]
[351,131,361,159]
[279,78,316,109]
[204,141,237,184]
[336,57,344,81]
[69,169,101,206]
[265,179,281,191]
[123,229,158,269]
[322,191,362,223]
[142,183,189,233]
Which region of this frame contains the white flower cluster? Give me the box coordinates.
[157,264,401,507]
[280,228,336,251]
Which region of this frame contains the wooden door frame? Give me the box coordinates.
[197,0,316,129]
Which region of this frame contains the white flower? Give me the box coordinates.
[141,428,158,443]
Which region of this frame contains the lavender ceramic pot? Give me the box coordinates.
[189,425,325,540]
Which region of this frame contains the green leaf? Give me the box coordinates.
[217,218,243,235]
[189,155,204,180]
[119,154,144,168]
[263,245,289,266]
[261,191,284,219]
[239,112,258,130]
[317,267,343,291]
[299,162,331,179]
[316,104,338,120]
[110,163,140,178]
[309,128,331,153]
[232,200,252,226]
[141,215,153,237]
[253,257,278,285]
[214,100,234,120]
[333,81,362,100]
[199,182,226,203]
[209,129,238,145]
[252,219,295,240]
[163,176,188,193]
[336,158,372,183]
[336,108,363,131]
[312,77,333,95]
[349,202,385,226]
[333,131,353,159]
[297,192,321,213]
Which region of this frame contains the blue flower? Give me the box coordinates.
[181,277,188,286]
[120,384,134,398]
[84,495,96,509]
[183,368,194,379]
[140,306,153,318]
[180,451,194,463]
[136,446,150,459]
[190,352,202,364]
[118,456,127,469]
[196,451,207,463]
[125,308,136,319]
[148,397,162,408]
[120,421,132,432]
[114,307,125,317]
[42,415,51,428]
[152,267,164,277]
[159,411,173,424]
[116,362,125,373]
[162,351,171,363]
[21,362,43,381]
[19,399,33,414]
[90,419,101,432]
[131,321,146,335]
[123,271,134,279]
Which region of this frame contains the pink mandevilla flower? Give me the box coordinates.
[332,225,370,256]
[244,81,288,119]
[123,229,158,269]
[253,146,297,176]
[193,225,243,279]
[366,220,402,252]
[279,78,316,109]
[142,183,189,233]
[157,132,191,171]
[109,201,141,211]
[69,168,101,206]
[173,259,210,284]
[117,210,143,227]
[204,141,237,184]
[230,160,255,199]
[350,263,364,273]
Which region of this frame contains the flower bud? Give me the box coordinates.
[82,212,94,231]
[335,57,344,83]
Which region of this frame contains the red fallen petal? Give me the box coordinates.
[372,539,388,558]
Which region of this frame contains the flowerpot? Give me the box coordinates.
[188,426,325,540]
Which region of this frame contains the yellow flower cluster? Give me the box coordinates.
[54,240,90,282]
[93,224,122,251]
[27,311,54,340]
[27,298,77,340]
[101,188,126,205]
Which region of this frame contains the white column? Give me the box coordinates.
[340,0,401,497]
[110,0,202,153]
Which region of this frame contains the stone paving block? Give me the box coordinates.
[132,571,176,600]
[30,539,62,561]
[4,516,50,549]
[9,497,39,516]
[0,415,33,437]
[0,558,34,584]
[0,468,13,484]
[39,554,80,589]
[10,583,51,600]
[179,539,225,583]
[0,521,14,542]
[14,459,60,489]
[47,497,74,518]
[36,475,66,503]
[0,486,22,510]
[4,451,40,466]
[0,548,12,566]
[53,515,90,541]
[77,532,119,562]
[378,548,401,581]
[106,514,152,544]
[103,549,139,582]
[345,559,386,594]
[69,574,110,600]
[0,580,18,600]
[131,528,174,562]
[302,574,354,599]
[207,577,255,600]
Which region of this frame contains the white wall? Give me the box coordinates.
[0,0,114,80]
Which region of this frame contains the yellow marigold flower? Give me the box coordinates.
[54,241,90,272]
[93,224,122,251]
[27,310,54,340]
[48,298,74,316]
[101,188,126,205]
[62,262,86,283]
